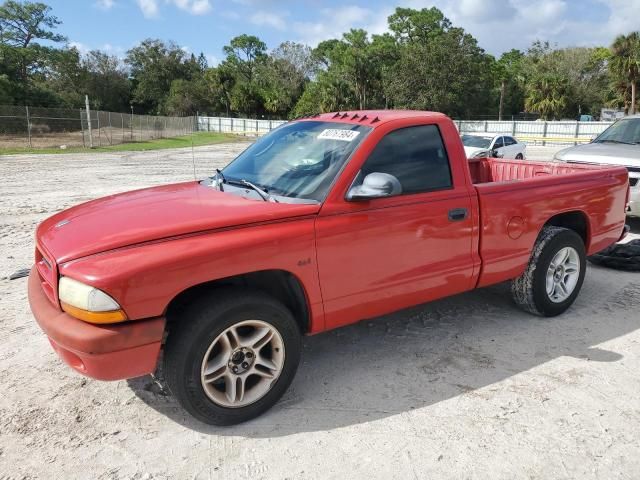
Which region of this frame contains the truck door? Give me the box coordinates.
[315,123,476,330]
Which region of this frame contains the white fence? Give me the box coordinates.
[197,115,615,146]
[456,120,613,145]
[198,116,286,136]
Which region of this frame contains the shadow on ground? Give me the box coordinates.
[128,265,639,437]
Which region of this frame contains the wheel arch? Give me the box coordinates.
[541,210,590,250]
[164,269,312,334]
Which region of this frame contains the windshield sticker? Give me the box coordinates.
[318,129,360,142]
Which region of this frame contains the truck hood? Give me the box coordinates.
[554,142,640,168]
[37,181,320,264]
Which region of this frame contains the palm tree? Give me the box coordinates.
[524,74,570,120]
[610,32,640,114]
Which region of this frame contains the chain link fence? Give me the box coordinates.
[1,107,620,150]
[0,105,196,150]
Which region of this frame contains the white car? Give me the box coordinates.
[461,133,527,159]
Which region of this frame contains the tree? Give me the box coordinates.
[570,47,610,117]
[197,52,208,71]
[387,7,451,44]
[222,34,267,83]
[46,46,85,107]
[164,77,209,116]
[0,0,66,103]
[293,70,353,116]
[271,41,315,79]
[293,29,392,115]
[386,23,494,118]
[610,32,640,114]
[83,50,131,111]
[218,34,269,116]
[255,42,314,117]
[521,44,611,118]
[203,65,235,116]
[0,1,65,47]
[370,33,399,109]
[495,49,525,120]
[0,73,17,103]
[525,74,571,120]
[259,60,303,117]
[126,39,192,114]
[339,29,379,110]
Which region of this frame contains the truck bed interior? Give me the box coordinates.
[469,158,611,185]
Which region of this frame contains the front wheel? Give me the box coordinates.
[515,153,524,160]
[511,226,586,316]
[163,290,302,426]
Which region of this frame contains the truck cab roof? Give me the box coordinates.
[298,110,447,128]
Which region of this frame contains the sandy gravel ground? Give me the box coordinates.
[1,143,639,479]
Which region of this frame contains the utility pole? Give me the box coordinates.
[85,95,93,148]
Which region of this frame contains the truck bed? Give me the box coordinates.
[468,158,629,288]
[468,157,614,184]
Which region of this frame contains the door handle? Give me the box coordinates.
[448,208,468,222]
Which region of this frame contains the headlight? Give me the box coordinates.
[58,276,127,324]
[472,150,490,158]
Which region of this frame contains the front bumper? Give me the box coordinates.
[28,267,165,381]
[628,186,640,217]
[627,171,640,217]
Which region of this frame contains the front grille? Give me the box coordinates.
[35,245,57,305]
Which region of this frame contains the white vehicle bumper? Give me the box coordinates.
[628,170,640,217]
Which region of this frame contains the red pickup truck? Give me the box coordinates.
[28,110,629,425]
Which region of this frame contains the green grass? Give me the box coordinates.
[0,131,241,156]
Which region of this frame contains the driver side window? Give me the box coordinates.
[354,125,452,195]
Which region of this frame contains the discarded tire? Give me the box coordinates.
[588,240,640,271]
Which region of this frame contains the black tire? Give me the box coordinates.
[163,289,302,426]
[588,239,640,271]
[515,153,524,160]
[511,226,586,316]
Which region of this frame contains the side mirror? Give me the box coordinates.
[491,149,500,158]
[346,172,402,201]
[590,134,597,142]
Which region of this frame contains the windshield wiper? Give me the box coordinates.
[225,178,278,202]
[213,170,278,202]
[597,139,635,145]
[240,179,276,202]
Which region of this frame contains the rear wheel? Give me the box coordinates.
[511,226,586,316]
[163,290,301,425]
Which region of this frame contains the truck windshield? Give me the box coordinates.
[594,118,640,145]
[220,121,371,202]
[461,134,493,148]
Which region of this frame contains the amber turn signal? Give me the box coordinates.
[61,302,128,324]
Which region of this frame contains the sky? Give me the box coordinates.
[49,0,640,64]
